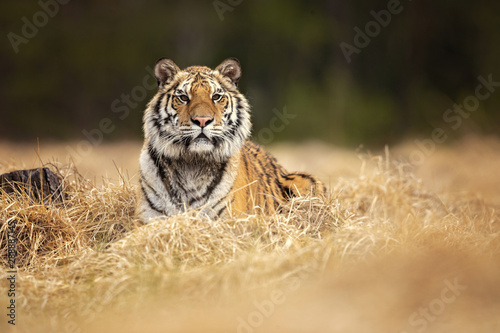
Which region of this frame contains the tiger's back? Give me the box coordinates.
[137,57,324,222]
[231,141,325,215]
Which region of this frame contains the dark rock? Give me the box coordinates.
[0,167,66,204]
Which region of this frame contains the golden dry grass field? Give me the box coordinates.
[1,135,499,333]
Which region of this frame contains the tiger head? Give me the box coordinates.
[144,58,251,162]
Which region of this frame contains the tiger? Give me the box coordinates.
[137,57,325,222]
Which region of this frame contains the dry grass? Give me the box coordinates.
[0,136,499,333]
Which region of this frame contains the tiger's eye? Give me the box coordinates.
[212,94,222,102]
[178,94,189,102]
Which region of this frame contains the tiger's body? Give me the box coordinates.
[137,58,325,222]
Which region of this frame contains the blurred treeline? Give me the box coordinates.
[1,0,499,147]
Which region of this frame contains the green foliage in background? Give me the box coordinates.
[1,0,499,147]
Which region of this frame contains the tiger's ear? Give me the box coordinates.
[154,58,181,87]
[215,58,241,87]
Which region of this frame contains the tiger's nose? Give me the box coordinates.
[192,116,214,128]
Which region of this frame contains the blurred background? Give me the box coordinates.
[1,0,499,148]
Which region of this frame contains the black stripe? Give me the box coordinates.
[275,177,290,199]
[147,144,181,203]
[256,158,271,186]
[148,143,166,181]
[288,172,316,183]
[212,136,222,148]
[215,204,227,218]
[211,191,229,210]
[140,170,163,199]
[209,178,235,214]
[153,93,173,132]
[227,94,234,117]
[183,136,192,147]
[234,95,242,107]
[163,94,172,122]
[188,161,228,206]
[140,179,163,214]
[262,156,281,205]
[151,114,161,132]
[154,93,166,115]
[171,138,181,145]
[242,150,250,176]
[225,99,242,139]
[281,186,294,199]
